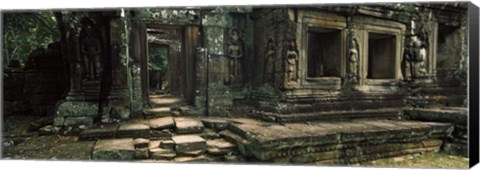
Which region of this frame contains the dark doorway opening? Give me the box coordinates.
[307,27,342,78]
[367,32,396,79]
[148,44,169,93]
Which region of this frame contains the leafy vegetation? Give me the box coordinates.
[2,11,59,68]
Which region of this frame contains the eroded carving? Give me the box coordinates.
[264,37,276,85]
[348,35,360,83]
[79,17,102,80]
[285,39,298,87]
[226,29,243,84]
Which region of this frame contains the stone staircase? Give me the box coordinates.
[143,94,183,118]
[81,93,243,162]
[77,93,456,164]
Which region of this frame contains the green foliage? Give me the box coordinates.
[148,46,168,76]
[2,11,59,68]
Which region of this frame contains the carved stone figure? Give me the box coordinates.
[226,29,243,84]
[285,40,298,85]
[80,18,102,80]
[264,37,276,84]
[404,35,427,79]
[348,37,359,82]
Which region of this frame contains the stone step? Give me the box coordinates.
[143,107,172,119]
[92,138,135,160]
[172,135,207,155]
[252,109,403,123]
[174,117,204,134]
[404,108,467,125]
[149,95,183,107]
[223,118,453,163]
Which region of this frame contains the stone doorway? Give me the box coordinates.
[142,24,199,106]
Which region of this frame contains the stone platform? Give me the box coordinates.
[221,118,453,164]
[81,115,454,164]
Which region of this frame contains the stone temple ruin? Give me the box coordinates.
[2,3,471,165]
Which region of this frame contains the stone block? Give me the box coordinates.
[174,117,204,134]
[201,118,230,131]
[160,140,175,149]
[149,140,161,149]
[92,138,135,160]
[150,129,172,139]
[117,122,150,138]
[56,101,98,117]
[206,139,236,156]
[174,155,209,162]
[63,117,94,127]
[172,135,206,154]
[149,117,175,130]
[201,129,221,139]
[134,138,150,148]
[149,148,176,160]
[135,148,149,159]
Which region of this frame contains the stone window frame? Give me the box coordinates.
[298,15,347,90]
[354,16,406,87]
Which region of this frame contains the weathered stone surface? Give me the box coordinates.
[174,117,204,134]
[117,122,150,138]
[150,129,172,139]
[201,117,230,131]
[178,150,206,156]
[443,142,468,157]
[404,108,467,125]
[135,148,149,159]
[174,155,209,162]
[201,129,221,139]
[63,117,94,127]
[224,155,243,162]
[134,138,150,148]
[56,101,98,117]
[149,140,161,149]
[149,148,176,159]
[206,139,236,156]
[144,107,171,118]
[92,138,135,160]
[172,135,206,153]
[160,140,175,149]
[149,117,175,130]
[79,124,118,140]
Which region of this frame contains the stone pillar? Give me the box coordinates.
[55,14,103,131]
[101,11,131,121]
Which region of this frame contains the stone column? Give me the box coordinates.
[102,11,131,121]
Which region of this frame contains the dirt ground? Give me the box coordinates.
[1,115,470,168]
